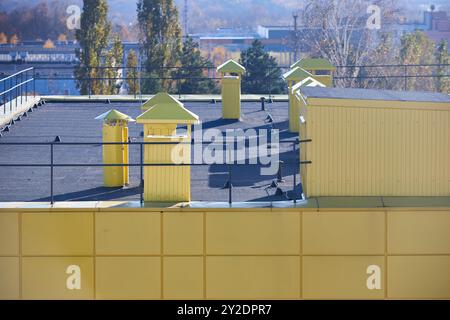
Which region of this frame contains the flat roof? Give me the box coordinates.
[0,100,300,203]
[300,87,450,103]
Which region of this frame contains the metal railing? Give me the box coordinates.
[0,140,312,205]
[0,67,35,115]
[14,63,448,96]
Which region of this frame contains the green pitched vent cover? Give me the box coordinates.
[217,59,246,74]
[282,67,314,81]
[291,58,336,71]
[141,92,184,111]
[137,95,199,125]
[95,109,135,123]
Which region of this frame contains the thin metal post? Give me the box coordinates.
[133,67,137,99]
[25,70,28,102]
[404,65,407,91]
[20,72,23,105]
[50,143,54,204]
[140,142,144,204]
[228,144,233,204]
[33,68,36,98]
[228,165,232,205]
[293,141,297,204]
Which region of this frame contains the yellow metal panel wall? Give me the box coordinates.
[95,257,161,300]
[221,77,241,119]
[206,212,300,255]
[22,212,93,256]
[163,257,204,300]
[388,211,450,254]
[96,212,161,255]
[303,256,385,299]
[305,104,450,196]
[388,256,450,299]
[0,213,19,256]
[303,211,385,255]
[22,257,94,300]
[2,207,450,300]
[163,212,203,255]
[206,256,301,300]
[0,257,19,300]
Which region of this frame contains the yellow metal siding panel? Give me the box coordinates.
[0,257,19,300]
[206,256,300,299]
[206,212,300,255]
[388,256,450,299]
[0,213,19,256]
[143,124,191,202]
[22,212,93,256]
[303,256,385,299]
[388,211,450,254]
[95,212,161,255]
[222,77,241,119]
[163,257,203,300]
[306,104,450,197]
[22,257,94,300]
[163,212,203,255]
[95,257,161,300]
[303,211,385,255]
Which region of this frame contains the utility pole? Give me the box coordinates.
[293,13,299,63]
[184,0,189,37]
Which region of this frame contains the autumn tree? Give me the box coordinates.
[173,37,218,94]
[436,40,449,93]
[240,40,284,94]
[126,50,140,95]
[399,31,435,91]
[10,34,19,45]
[0,33,7,44]
[137,0,182,93]
[43,39,55,49]
[75,1,127,96]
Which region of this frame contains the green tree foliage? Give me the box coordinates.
[173,37,218,94]
[137,0,182,93]
[126,50,140,95]
[75,1,125,95]
[103,35,124,95]
[75,0,112,95]
[239,40,284,94]
[436,40,450,93]
[399,31,435,91]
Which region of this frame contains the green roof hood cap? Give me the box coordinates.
[95,109,135,122]
[141,92,184,110]
[282,67,314,81]
[136,100,200,124]
[217,59,246,74]
[291,58,336,71]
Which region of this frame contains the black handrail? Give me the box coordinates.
[0,140,312,204]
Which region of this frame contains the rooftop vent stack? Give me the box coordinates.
[217,60,246,120]
[137,93,199,203]
[282,66,314,133]
[95,109,135,188]
[290,58,336,87]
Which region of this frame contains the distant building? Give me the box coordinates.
[0,41,79,63]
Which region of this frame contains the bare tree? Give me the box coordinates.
[300,0,401,88]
